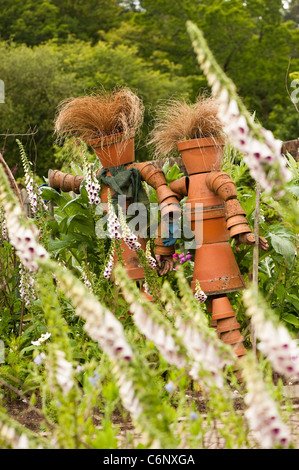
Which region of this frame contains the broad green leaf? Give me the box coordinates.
[67,213,95,236]
[269,233,296,267]
[286,294,299,312]
[282,313,299,328]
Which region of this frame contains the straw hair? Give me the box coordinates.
[54,87,144,145]
[148,95,224,158]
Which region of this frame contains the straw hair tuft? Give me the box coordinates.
[148,95,224,158]
[54,86,144,145]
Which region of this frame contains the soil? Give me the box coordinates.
[3,386,299,449]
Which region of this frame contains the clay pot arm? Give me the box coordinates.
[154,221,175,257]
[132,160,181,221]
[169,176,189,201]
[206,171,251,237]
[48,169,84,194]
[206,171,268,250]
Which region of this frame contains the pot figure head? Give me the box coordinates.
[54,86,144,168]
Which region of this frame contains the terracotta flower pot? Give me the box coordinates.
[177,136,225,175]
[90,131,135,168]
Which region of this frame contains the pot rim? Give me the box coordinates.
[177,135,225,151]
[89,129,135,149]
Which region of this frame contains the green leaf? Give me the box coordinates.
[165,163,184,183]
[40,187,66,205]
[282,313,299,328]
[67,213,95,236]
[48,234,78,253]
[286,294,299,312]
[269,233,296,267]
[61,198,88,217]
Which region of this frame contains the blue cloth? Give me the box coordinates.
[163,222,178,247]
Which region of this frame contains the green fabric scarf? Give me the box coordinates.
[98,164,149,213]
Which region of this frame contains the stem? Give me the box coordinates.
[251,182,261,353]
[18,299,25,336]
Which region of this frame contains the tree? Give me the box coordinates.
[0,0,126,46]
[0,40,191,177]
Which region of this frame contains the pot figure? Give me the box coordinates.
[149,95,268,357]
[49,87,181,291]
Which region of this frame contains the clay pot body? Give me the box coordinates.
[99,167,147,282]
[178,137,246,296]
[89,132,142,280]
[90,132,135,168]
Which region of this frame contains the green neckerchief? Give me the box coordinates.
[98,164,149,213]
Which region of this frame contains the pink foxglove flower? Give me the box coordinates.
[243,356,291,448]
[4,205,48,272]
[186,22,292,194]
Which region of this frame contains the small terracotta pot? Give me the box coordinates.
[220,329,244,346]
[206,171,237,201]
[156,185,176,204]
[216,316,241,333]
[230,224,252,237]
[177,136,225,175]
[146,169,168,189]
[225,199,246,220]
[226,215,248,229]
[90,131,135,168]
[191,243,246,295]
[169,176,189,200]
[211,296,236,320]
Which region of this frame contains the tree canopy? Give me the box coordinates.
[0,0,298,175]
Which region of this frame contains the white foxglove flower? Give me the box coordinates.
[84,163,101,205]
[243,356,291,449]
[175,315,231,388]
[3,206,48,272]
[107,201,121,240]
[119,209,141,251]
[243,289,299,381]
[55,350,74,396]
[19,263,36,306]
[0,423,29,449]
[114,365,143,418]
[194,281,207,303]
[145,240,157,269]
[131,302,186,369]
